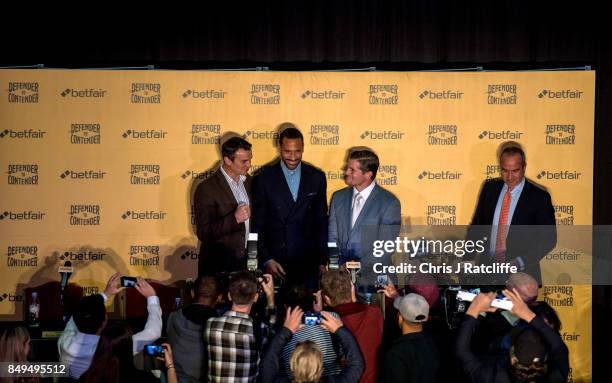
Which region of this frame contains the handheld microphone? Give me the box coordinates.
[345,261,361,284]
[58,261,74,291]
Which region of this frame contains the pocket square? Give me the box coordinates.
[307,192,317,196]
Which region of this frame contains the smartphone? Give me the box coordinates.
[375,275,389,289]
[144,344,165,357]
[120,276,137,288]
[303,312,321,325]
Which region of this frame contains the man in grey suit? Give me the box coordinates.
[329,148,401,282]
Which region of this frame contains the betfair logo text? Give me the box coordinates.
[0,210,46,221]
[181,170,215,180]
[7,246,37,267]
[7,164,38,185]
[310,125,340,145]
[478,130,523,140]
[487,84,517,105]
[428,125,457,145]
[546,250,579,262]
[427,205,456,225]
[192,124,221,144]
[250,84,280,104]
[418,170,462,180]
[60,88,106,98]
[69,205,101,226]
[369,85,398,105]
[71,124,101,144]
[545,124,575,145]
[182,89,226,99]
[538,89,583,99]
[181,249,198,260]
[131,83,161,104]
[360,130,404,140]
[129,245,160,266]
[301,90,345,100]
[122,129,167,139]
[536,170,581,180]
[130,165,160,185]
[418,90,463,100]
[60,170,106,180]
[121,210,167,220]
[7,82,39,103]
[60,250,105,261]
[0,129,46,139]
[554,205,574,225]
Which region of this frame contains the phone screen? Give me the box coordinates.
[121,276,137,288]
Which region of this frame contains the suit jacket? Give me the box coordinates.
[470,178,556,282]
[252,161,328,279]
[194,168,252,276]
[329,184,401,267]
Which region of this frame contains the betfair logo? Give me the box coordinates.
[192,124,221,145]
[536,170,582,180]
[543,286,574,307]
[478,130,523,140]
[360,130,404,140]
[0,129,46,139]
[70,123,101,144]
[546,249,579,261]
[487,84,517,105]
[181,249,198,260]
[418,90,463,100]
[131,83,161,104]
[324,170,345,181]
[426,205,456,225]
[121,210,167,220]
[484,164,501,180]
[7,164,38,185]
[182,89,226,99]
[60,250,105,261]
[427,125,457,145]
[7,246,37,267]
[129,245,160,266]
[69,205,101,226]
[545,124,575,145]
[310,125,340,145]
[181,170,215,180]
[130,164,160,185]
[122,129,167,139]
[60,170,106,180]
[242,130,279,142]
[418,170,462,180]
[378,165,398,186]
[0,293,24,303]
[301,90,345,100]
[369,85,398,105]
[7,82,39,103]
[538,89,583,99]
[60,88,107,98]
[250,84,280,105]
[554,205,575,225]
[0,210,46,221]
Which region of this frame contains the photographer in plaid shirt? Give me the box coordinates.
[205,271,276,382]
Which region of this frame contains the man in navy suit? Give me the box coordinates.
[328,148,401,279]
[252,124,328,286]
[470,143,556,283]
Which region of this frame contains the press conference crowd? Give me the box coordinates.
[1,124,569,382]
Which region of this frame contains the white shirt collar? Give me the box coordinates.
[220,165,246,184]
[353,181,376,202]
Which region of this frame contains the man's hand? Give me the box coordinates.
[284,306,304,334]
[377,277,399,300]
[265,259,286,278]
[503,288,536,322]
[320,311,343,334]
[103,272,124,297]
[259,273,275,306]
[135,277,156,298]
[466,292,497,319]
[234,204,251,224]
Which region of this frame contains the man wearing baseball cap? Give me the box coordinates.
[380,293,441,383]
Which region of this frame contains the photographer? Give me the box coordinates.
[455,289,569,383]
[261,306,364,383]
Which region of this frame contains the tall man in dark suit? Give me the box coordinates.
[252,124,328,286]
[194,136,253,277]
[470,143,556,283]
[328,148,401,278]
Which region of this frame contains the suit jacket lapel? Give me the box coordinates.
[214,169,237,206]
[349,185,378,235]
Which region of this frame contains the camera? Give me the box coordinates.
[120,276,137,288]
[144,344,165,357]
[328,242,339,270]
[375,274,388,289]
[303,312,321,325]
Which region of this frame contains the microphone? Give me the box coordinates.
[58,261,74,291]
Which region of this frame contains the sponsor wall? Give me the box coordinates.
[0,69,593,380]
